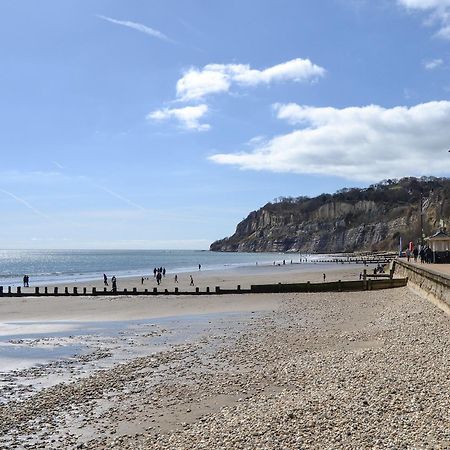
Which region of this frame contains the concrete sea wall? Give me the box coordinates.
[393,259,450,315]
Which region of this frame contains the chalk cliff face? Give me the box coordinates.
[210,177,450,253]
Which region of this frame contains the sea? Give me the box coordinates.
[0,249,324,287]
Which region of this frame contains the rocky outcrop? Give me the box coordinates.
[210,177,450,253]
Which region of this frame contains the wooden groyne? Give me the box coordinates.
[0,277,407,298]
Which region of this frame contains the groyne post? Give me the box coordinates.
[92,287,96,295]
[54,287,58,295]
[35,287,39,295]
[0,286,3,296]
[17,286,21,295]
[215,286,220,294]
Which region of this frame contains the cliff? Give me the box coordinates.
[210,177,450,253]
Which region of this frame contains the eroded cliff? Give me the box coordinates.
[210,177,450,253]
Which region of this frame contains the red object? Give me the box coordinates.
[409,241,414,251]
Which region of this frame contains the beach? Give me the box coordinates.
[0,263,449,449]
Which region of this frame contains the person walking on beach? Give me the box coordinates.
[156,271,162,285]
[23,275,27,287]
[141,277,144,285]
[190,275,194,286]
[323,273,326,282]
[174,274,178,283]
[162,268,166,277]
[198,264,201,271]
[111,276,117,293]
[103,274,108,286]
[153,268,157,278]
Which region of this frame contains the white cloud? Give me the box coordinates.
[398,0,450,38]
[176,58,325,101]
[423,57,444,69]
[97,15,173,43]
[147,104,210,131]
[209,101,450,182]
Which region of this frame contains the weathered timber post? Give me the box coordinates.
[215,286,220,294]
[35,287,40,295]
[153,287,157,294]
[175,287,179,294]
[83,287,87,295]
[54,287,58,295]
[64,287,69,295]
[73,287,78,295]
[206,286,210,293]
[195,287,199,294]
[92,287,97,295]
[17,286,21,295]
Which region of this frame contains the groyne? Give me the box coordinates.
[393,259,450,315]
[0,277,407,298]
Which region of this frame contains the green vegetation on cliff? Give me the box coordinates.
[210,177,450,253]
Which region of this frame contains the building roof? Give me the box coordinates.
[426,230,450,241]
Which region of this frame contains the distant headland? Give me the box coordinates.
[210,176,450,253]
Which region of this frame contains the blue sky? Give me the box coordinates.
[1,0,450,249]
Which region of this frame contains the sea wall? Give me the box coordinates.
[393,259,450,315]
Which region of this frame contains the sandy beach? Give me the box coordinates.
[0,264,449,449]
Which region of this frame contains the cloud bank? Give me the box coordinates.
[209,101,450,182]
[98,15,173,43]
[176,58,326,101]
[147,104,210,131]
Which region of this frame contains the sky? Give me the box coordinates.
[1,0,450,249]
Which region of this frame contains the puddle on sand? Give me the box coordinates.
[0,311,254,377]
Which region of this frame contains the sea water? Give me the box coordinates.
[0,249,320,287]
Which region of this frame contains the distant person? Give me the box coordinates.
[323,273,326,282]
[174,274,178,283]
[153,268,157,278]
[413,247,419,262]
[198,264,201,271]
[141,277,144,285]
[156,272,162,285]
[111,276,117,293]
[23,275,27,287]
[283,260,285,265]
[25,275,29,287]
[190,275,194,286]
[406,248,411,262]
[419,248,425,264]
[162,268,166,277]
[103,274,108,286]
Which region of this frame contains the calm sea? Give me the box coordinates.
[0,249,316,287]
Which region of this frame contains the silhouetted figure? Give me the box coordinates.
[323,273,326,282]
[23,275,27,287]
[190,275,194,286]
[174,274,178,283]
[198,264,201,270]
[111,276,117,293]
[162,268,166,277]
[141,277,144,285]
[156,272,162,285]
[103,274,108,286]
[153,268,157,278]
